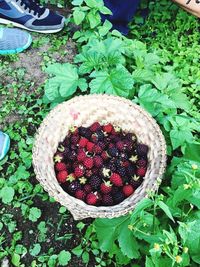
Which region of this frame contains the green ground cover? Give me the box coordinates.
[0,0,199,266]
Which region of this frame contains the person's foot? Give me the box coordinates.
[0,27,32,55]
[0,131,10,160]
[0,0,65,33]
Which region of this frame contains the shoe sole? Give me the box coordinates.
[0,132,10,160]
[0,33,32,55]
[0,18,64,33]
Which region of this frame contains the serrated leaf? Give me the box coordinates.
[118,220,140,259]
[170,129,193,150]
[87,10,101,28]
[45,63,79,101]
[73,9,85,25]
[89,66,134,97]
[158,201,174,222]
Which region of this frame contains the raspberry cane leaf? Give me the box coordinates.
[45,63,79,101]
[73,8,85,25]
[94,215,130,252]
[89,66,134,97]
[118,220,140,259]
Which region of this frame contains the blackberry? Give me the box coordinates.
[70,134,80,144]
[136,144,148,157]
[117,167,126,177]
[79,127,92,139]
[137,159,147,168]
[96,130,104,141]
[102,194,114,206]
[108,147,119,157]
[67,181,81,195]
[89,175,102,190]
[115,159,122,170]
[108,160,117,172]
[63,147,71,159]
[113,191,125,204]
[98,141,106,150]
[126,165,136,176]
[118,153,129,161]
[125,133,137,143]
[130,176,143,189]
[68,150,77,161]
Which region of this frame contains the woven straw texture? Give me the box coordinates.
[33,94,167,220]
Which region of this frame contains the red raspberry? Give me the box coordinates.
[101,151,109,161]
[86,142,94,152]
[77,149,86,162]
[103,123,113,133]
[100,181,112,194]
[86,193,98,205]
[57,170,68,183]
[90,122,101,132]
[110,173,123,187]
[93,145,102,154]
[85,169,93,178]
[94,155,103,168]
[79,138,89,148]
[74,166,85,178]
[122,161,130,168]
[55,162,67,172]
[83,184,92,193]
[136,167,146,177]
[75,190,86,200]
[123,185,134,197]
[83,157,94,169]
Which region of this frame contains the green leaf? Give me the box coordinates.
[45,63,79,102]
[183,142,200,162]
[58,250,71,266]
[118,220,140,259]
[131,198,153,220]
[0,186,15,204]
[78,78,88,91]
[30,243,41,256]
[170,129,193,150]
[158,201,175,222]
[73,9,85,25]
[72,245,83,257]
[72,0,84,5]
[145,256,154,267]
[87,10,101,28]
[84,0,98,8]
[11,253,20,266]
[29,207,41,222]
[185,219,200,264]
[89,66,134,97]
[94,215,129,252]
[82,251,89,263]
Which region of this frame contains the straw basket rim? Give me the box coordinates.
[33,94,167,220]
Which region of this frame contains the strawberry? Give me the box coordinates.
[86,193,98,205]
[94,155,103,168]
[100,181,112,194]
[74,166,85,178]
[79,138,89,148]
[136,167,146,177]
[110,173,123,187]
[75,190,86,200]
[90,122,101,132]
[86,142,95,152]
[83,157,94,169]
[55,162,67,172]
[57,170,68,183]
[123,185,134,197]
[77,149,86,162]
[103,123,113,133]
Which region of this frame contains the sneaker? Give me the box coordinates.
[0,131,10,160]
[0,27,32,54]
[0,0,65,33]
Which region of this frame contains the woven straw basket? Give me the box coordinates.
[33,94,166,220]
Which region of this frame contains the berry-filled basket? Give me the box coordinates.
[32,94,166,220]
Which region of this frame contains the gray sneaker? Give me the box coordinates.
[0,0,65,33]
[0,27,32,55]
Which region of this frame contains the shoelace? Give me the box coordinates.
[15,0,46,17]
